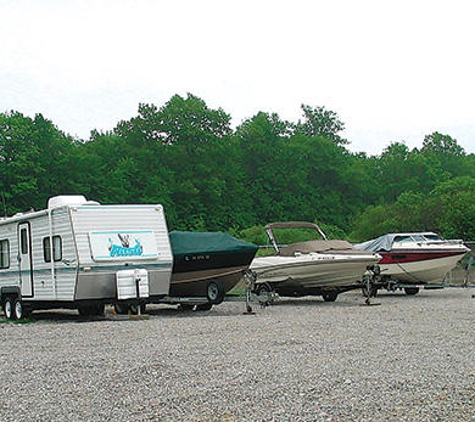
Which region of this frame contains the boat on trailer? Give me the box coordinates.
[249,222,381,302]
[167,230,259,310]
[355,232,470,295]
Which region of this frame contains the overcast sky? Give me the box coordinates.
[1,0,474,155]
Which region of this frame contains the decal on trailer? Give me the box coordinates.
[89,231,159,261]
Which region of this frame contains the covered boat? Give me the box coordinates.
[250,222,381,302]
[169,231,259,305]
[355,232,470,295]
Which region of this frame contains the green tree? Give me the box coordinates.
[427,176,475,239]
[0,111,78,214]
[294,104,347,145]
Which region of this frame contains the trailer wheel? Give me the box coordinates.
[114,303,129,315]
[206,281,225,304]
[78,304,105,317]
[404,287,420,296]
[129,303,146,315]
[4,297,14,320]
[13,299,26,320]
[256,283,275,305]
[322,291,338,302]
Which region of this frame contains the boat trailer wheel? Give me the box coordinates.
[206,281,224,304]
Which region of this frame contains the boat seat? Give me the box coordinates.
[278,240,366,256]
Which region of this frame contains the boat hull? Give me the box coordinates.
[169,265,249,297]
[167,230,259,301]
[378,251,467,285]
[250,253,380,294]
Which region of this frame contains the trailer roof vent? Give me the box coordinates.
[48,195,90,209]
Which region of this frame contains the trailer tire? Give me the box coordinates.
[404,287,420,296]
[206,281,225,305]
[114,303,129,315]
[129,303,146,315]
[78,304,105,317]
[4,297,14,320]
[13,299,26,320]
[256,283,275,305]
[322,291,338,302]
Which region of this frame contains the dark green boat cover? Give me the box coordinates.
[169,231,258,257]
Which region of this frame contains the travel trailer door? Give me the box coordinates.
[18,222,33,297]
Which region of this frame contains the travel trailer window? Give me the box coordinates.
[20,228,28,254]
[43,236,62,262]
[0,239,9,269]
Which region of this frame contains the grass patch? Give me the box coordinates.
[0,317,33,324]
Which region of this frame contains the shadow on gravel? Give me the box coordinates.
[268,296,365,308]
[19,303,247,323]
[367,286,474,301]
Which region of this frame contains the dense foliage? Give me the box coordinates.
[1,94,475,242]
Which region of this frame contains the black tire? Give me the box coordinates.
[129,303,146,315]
[206,281,225,305]
[257,283,272,296]
[114,303,129,315]
[13,299,25,320]
[196,303,213,311]
[77,305,90,317]
[4,297,14,320]
[404,287,420,296]
[322,291,338,302]
[78,304,105,317]
[256,283,275,305]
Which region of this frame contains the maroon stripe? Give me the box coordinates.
[379,251,465,264]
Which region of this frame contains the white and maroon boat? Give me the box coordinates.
[355,232,470,295]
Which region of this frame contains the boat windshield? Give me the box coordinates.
[393,235,413,243]
[394,234,443,243]
[423,234,442,241]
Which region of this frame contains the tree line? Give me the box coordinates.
[1,93,475,243]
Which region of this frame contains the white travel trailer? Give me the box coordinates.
[0,196,173,319]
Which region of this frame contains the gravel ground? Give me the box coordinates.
[0,287,474,421]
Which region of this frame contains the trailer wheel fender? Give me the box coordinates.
[206,281,225,304]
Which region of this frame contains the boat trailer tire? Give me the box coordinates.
[256,283,275,305]
[404,287,420,296]
[206,281,225,304]
[256,283,272,296]
[322,291,338,302]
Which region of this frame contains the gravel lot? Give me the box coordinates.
[1,287,474,421]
